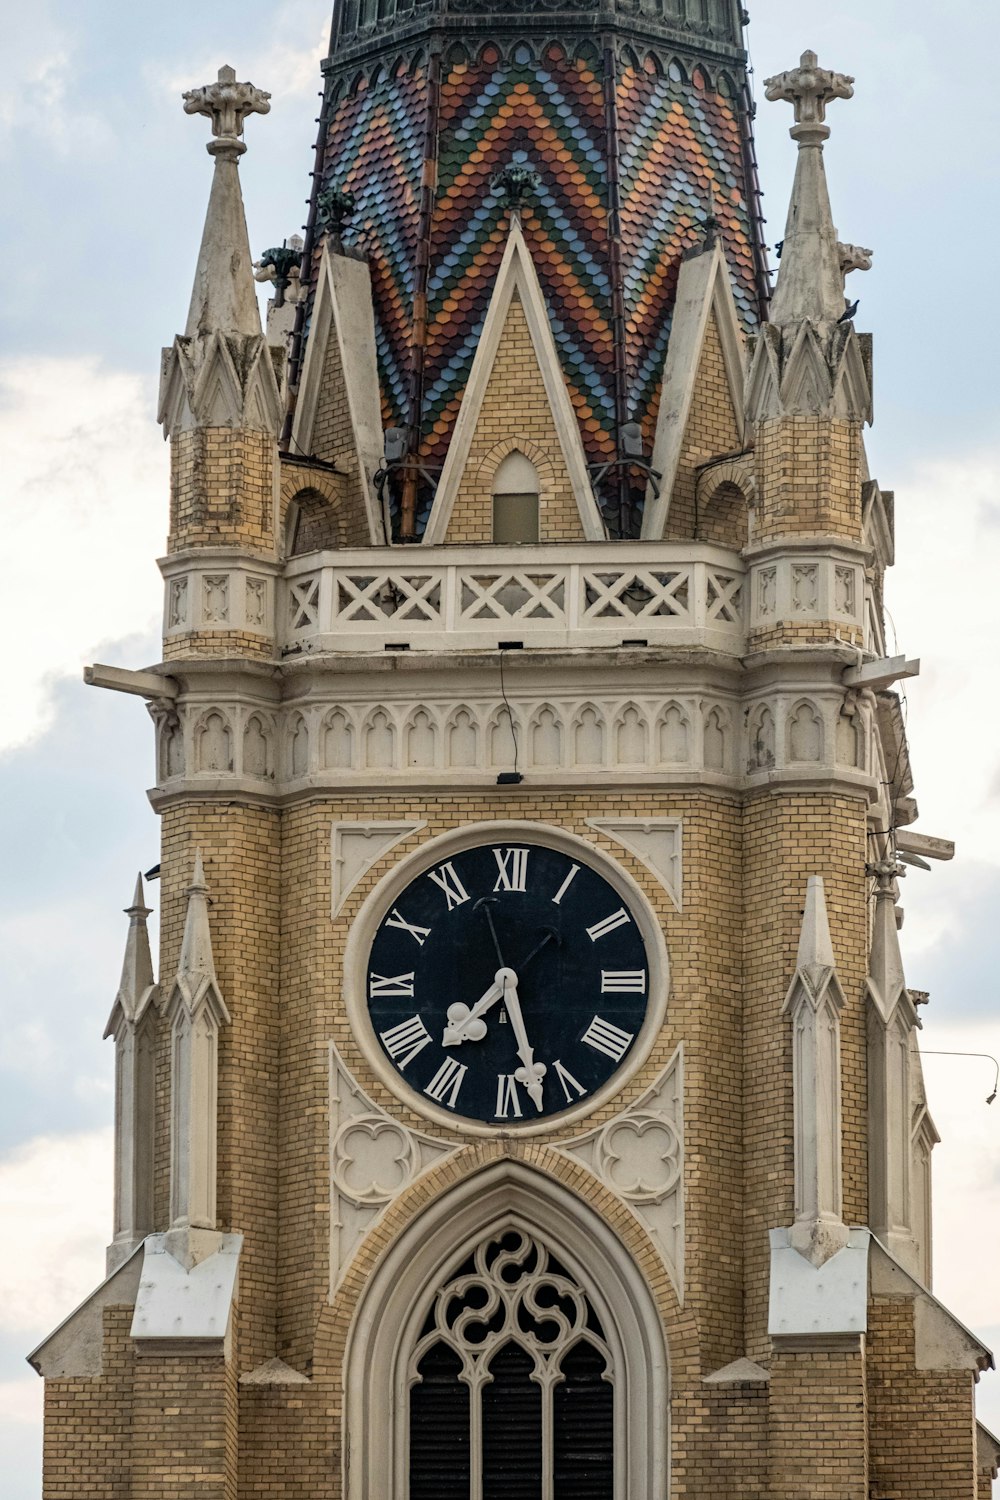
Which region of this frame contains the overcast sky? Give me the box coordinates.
[2,0,999,1492]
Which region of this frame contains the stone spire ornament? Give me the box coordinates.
[764,51,859,328]
[165,851,231,1267]
[781,876,849,1266]
[104,874,158,1272]
[181,66,271,341]
[866,860,922,1273]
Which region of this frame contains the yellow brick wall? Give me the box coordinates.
[754,416,864,543]
[163,630,274,662]
[157,806,282,1371]
[444,292,587,545]
[303,327,378,547]
[42,1307,134,1498]
[868,1296,980,1498]
[742,792,869,1357]
[169,429,277,553]
[768,1347,869,1496]
[664,312,744,545]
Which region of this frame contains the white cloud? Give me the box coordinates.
[0,356,167,752]
[0,1378,43,1427]
[0,10,112,156]
[0,1129,112,1340]
[159,4,327,106]
[885,446,1000,863]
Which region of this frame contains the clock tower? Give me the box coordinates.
[31,7,999,1499]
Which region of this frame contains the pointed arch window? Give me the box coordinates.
[345,1164,669,1500]
[408,1229,614,1499]
[492,451,539,544]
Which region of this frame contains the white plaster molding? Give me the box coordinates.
[781,877,849,1266]
[130,1232,242,1346]
[104,875,159,1274]
[159,328,283,439]
[643,241,747,539]
[868,1240,993,1373]
[703,1358,770,1384]
[584,817,683,911]
[425,219,603,545]
[866,863,921,1270]
[280,542,746,655]
[291,241,385,543]
[343,1160,669,1500]
[328,1042,456,1294]
[341,820,670,1138]
[28,1248,144,1378]
[240,1357,310,1385]
[768,1226,869,1340]
[331,820,426,917]
[165,852,230,1234]
[557,1047,684,1299]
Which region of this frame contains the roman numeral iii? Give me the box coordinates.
[586,907,631,942]
[582,1015,635,1063]
[427,861,471,911]
[424,1057,468,1108]
[493,847,529,892]
[601,970,646,993]
[379,1015,432,1069]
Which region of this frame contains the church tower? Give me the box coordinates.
[31,5,999,1496]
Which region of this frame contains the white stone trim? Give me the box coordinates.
[331,820,426,917]
[343,1160,670,1500]
[279,541,746,655]
[341,821,669,1138]
[424,219,603,545]
[328,1042,456,1294]
[642,242,747,540]
[559,1046,684,1299]
[290,242,386,544]
[585,817,683,911]
[160,552,280,638]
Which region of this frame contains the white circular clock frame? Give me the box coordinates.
[341,819,671,1137]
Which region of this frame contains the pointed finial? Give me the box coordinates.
[105,873,157,1034]
[764,50,854,144]
[764,50,858,327]
[177,850,217,981]
[183,65,271,160]
[796,875,836,974]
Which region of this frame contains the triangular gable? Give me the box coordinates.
[292,240,386,543]
[424,219,603,545]
[642,241,747,539]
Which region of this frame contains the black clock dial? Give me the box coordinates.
[365,840,650,1125]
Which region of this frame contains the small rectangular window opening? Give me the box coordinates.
[492,493,539,545]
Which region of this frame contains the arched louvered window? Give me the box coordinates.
[408,1230,614,1499]
[492,451,540,544]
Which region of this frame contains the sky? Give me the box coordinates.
[2,0,999,1491]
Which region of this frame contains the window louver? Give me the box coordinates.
[410,1342,470,1500]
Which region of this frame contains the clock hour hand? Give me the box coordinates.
[442,968,514,1046]
[474,897,506,970]
[501,972,546,1113]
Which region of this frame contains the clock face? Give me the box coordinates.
[365,840,651,1125]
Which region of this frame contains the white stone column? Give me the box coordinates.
[867,861,921,1272]
[104,875,158,1274]
[165,852,230,1262]
[782,876,849,1265]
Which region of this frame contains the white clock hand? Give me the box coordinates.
[501,972,546,1113]
[442,968,515,1046]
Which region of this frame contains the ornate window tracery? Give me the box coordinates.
[408,1229,614,1499]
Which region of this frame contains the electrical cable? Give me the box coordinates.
[498,648,520,779]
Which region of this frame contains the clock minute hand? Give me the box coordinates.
[501,972,546,1113]
[442,969,513,1046]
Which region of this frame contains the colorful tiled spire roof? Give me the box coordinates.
[293,0,769,536]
